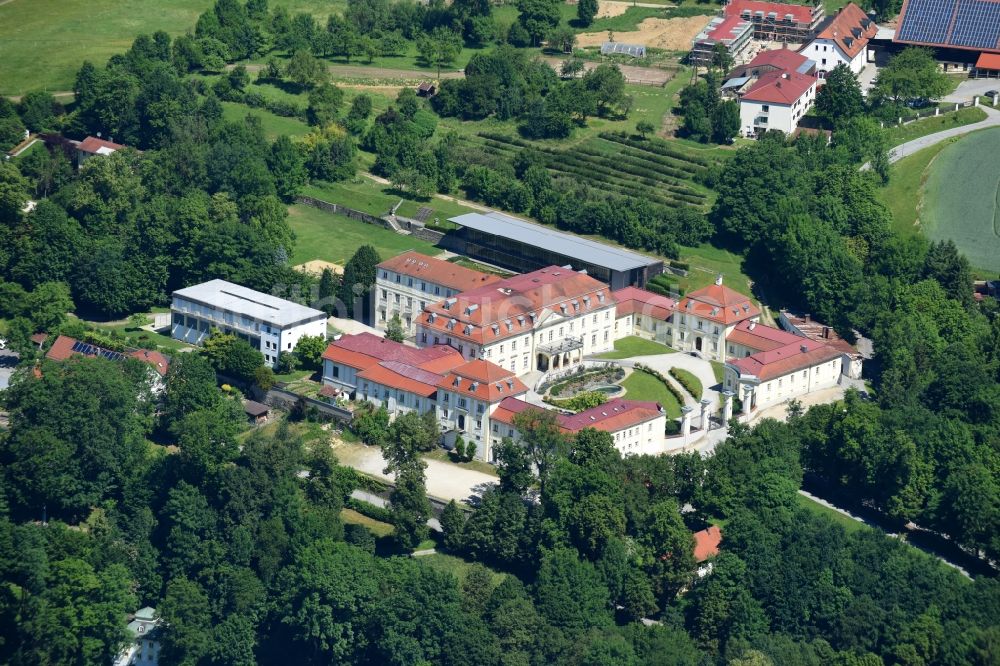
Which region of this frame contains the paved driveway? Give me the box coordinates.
[944,79,1000,103]
[888,105,1000,163]
[333,438,498,505]
[0,349,19,391]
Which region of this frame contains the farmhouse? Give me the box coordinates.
[799,3,877,76]
[170,279,327,368]
[894,0,1000,75]
[727,48,817,80]
[490,396,669,457]
[442,211,664,290]
[415,265,619,376]
[373,251,500,338]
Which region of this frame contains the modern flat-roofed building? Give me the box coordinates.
[373,251,501,337]
[690,14,754,66]
[441,211,663,290]
[171,279,327,367]
[726,0,825,42]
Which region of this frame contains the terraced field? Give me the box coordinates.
[472,130,716,210]
[921,128,1000,273]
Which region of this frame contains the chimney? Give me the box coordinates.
[800,344,809,353]
[715,274,723,286]
[748,321,756,331]
[822,326,830,339]
[804,313,810,323]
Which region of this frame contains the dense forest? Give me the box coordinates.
[0,0,998,664]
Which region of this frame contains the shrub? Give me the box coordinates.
[347,497,393,523]
[669,367,702,400]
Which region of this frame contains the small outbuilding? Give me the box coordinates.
[244,400,271,425]
[416,81,437,97]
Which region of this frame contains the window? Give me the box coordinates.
[407,297,412,308]
[548,331,553,341]
[407,278,413,287]
[476,419,482,430]
[604,331,609,342]
[421,282,426,291]
[493,424,498,433]
[421,333,427,343]
[558,327,563,336]
[332,365,339,378]
[394,294,400,304]
[511,339,517,351]
[381,289,387,299]
[382,270,388,279]
[435,286,441,295]
[510,360,516,371]
[395,274,400,283]
[821,58,827,65]
[477,404,485,414]
[762,104,769,112]
[591,334,597,345]
[499,344,504,353]
[458,398,467,409]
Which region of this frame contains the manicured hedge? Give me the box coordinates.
[346,498,393,524]
[669,367,702,400]
[634,363,686,406]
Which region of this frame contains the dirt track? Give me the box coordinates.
[541,57,674,85]
[576,15,712,50]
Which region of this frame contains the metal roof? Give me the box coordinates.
[172,279,326,328]
[601,41,647,57]
[722,75,752,88]
[449,212,660,273]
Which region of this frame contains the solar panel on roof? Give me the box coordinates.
[896,0,1000,50]
[71,340,87,353]
[896,0,956,44]
[951,0,1000,48]
[600,41,646,57]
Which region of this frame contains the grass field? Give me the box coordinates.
[621,368,682,418]
[287,204,439,266]
[597,336,675,359]
[302,177,479,223]
[677,243,752,294]
[418,552,507,586]
[221,102,310,140]
[886,107,988,147]
[0,0,346,96]
[340,508,394,538]
[879,140,951,237]
[921,127,1000,274]
[795,492,868,534]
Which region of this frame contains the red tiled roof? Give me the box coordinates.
[815,3,877,59]
[420,266,614,345]
[676,282,760,325]
[358,361,442,397]
[491,397,664,434]
[744,48,811,72]
[977,53,1000,71]
[30,333,48,345]
[615,286,676,320]
[45,335,170,376]
[693,525,722,562]
[726,320,804,353]
[77,136,125,154]
[729,337,842,381]
[437,360,529,402]
[741,69,816,105]
[321,333,462,372]
[378,251,501,292]
[726,0,815,24]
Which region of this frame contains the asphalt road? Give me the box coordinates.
[888,104,1000,164]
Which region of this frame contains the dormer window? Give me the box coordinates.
[517,315,525,325]
[470,382,479,391]
[491,324,500,335]
[453,377,461,387]
[560,304,568,314]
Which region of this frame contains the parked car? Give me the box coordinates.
[986,90,999,98]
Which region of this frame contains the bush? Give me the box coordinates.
[347,497,393,523]
[669,367,702,400]
[544,390,608,412]
[634,363,685,406]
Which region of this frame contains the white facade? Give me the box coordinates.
[739,81,817,136]
[113,607,161,666]
[418,302,617,377]
[495,409,668,458]
[800,38,864,75]
[724,355,842,413]
[374,272,462,337]
[171,280,327,368]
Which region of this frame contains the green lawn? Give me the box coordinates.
[418,552,506,586]
[886,107,988,147]
[221,102,310,140]
[795,492,868,534]
[879,140,951,237]
[677,243,752,294]
[84,321,194,354]
[302,177,479,223]
[670,367,702,400]
[286,203,439,266]
[340,508,394,538]
[597,335,675,359]
[621,369,682,418]
[921,127,1000,274]
[710,360,726,385]
[0,0,346,96]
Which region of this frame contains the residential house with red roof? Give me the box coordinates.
[490,397,669,457]
[76,136,125,168]
[373,251,501,338]
[738,68,818,137]
[44,335,170,393]
[799,3,877,75]
[415,265,618,376]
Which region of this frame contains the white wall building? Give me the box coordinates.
[491,396,669,457]
[171,279,327,368]
[739,70,818,137]
[669,278,761,362]
[373,251,501,337]
[798,3,877,76]
[416,266,618,377]
[113,607,161,666]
